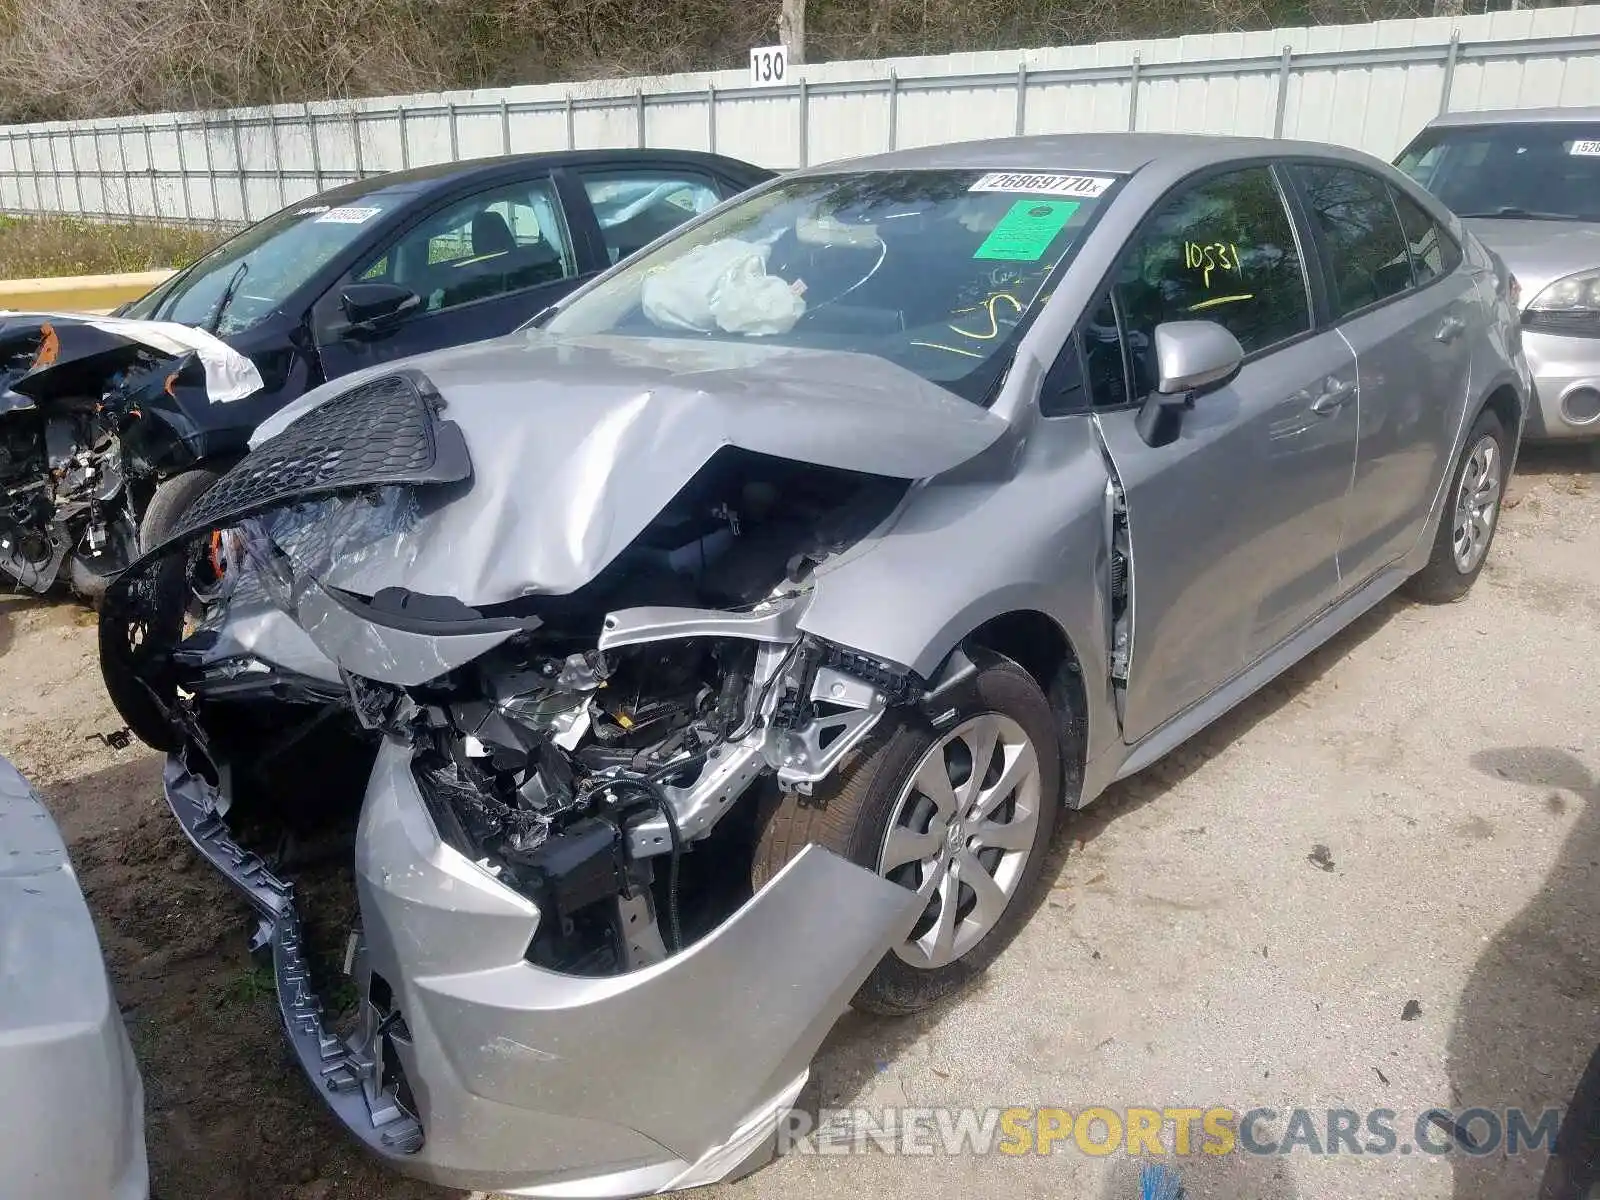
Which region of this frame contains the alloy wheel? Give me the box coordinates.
[877,712,1042,969]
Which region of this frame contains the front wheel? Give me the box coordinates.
[138,467,220,553]
[752,653,1061,1015]
[1403,408,1507,604]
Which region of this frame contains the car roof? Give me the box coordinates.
[1426,105,1600,128]
[791,132,1383,178]
[303,148,773,208]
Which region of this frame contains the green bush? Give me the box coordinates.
[0,215,224,279]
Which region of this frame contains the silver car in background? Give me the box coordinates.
[1398,106,1600,439]
[103,132,1528,1196]
[0,754,148,1200]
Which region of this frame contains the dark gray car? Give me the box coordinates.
[103,132,1529,1196]
[1398,106,1600,439]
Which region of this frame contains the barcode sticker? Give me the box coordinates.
[315,206,384,224]
[969,172,1115,198]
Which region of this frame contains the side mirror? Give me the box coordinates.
[340,282,420,335]
[1136,320,1244,448]
[1155,320,1244,394]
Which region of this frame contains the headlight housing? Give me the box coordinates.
[1524,268,1600,337]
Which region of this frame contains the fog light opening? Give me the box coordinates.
[1559,386,1600,427]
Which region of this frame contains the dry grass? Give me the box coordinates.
[0,215,225,279]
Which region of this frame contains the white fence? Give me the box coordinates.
[3,4,1600,226]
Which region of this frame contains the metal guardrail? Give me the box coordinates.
[0,269,173,314]
[1,24,1598,226]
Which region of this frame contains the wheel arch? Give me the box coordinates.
[1479,380,1524,474]
[924,607,1098,807]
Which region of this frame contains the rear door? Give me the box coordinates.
[1084,163,1360,745]
[311,173,584,380]
[1288,163,1478,584]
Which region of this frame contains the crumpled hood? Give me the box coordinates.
[0,311,264,404]
[1462,218,1600,304]
[252,331,1009,606]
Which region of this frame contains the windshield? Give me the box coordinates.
[1396,122,1600,221]
[542,168,1119,403]
[122,199,393,334]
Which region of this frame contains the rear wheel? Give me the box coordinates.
[1403,408,1507,604]
[752,653,1060,1015]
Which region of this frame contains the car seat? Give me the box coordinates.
[471,210,517,257]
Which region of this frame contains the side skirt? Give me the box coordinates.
[1101,561,1411,789]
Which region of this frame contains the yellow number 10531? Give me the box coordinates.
[1185,241,1242,288]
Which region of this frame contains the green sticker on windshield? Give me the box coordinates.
[973,199,1080,261]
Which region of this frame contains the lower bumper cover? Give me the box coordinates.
[163,744,920,1196]
[1522,329,1600,439]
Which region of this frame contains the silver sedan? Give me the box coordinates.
[103,131,1529,1197]
[1398,105,1600,439]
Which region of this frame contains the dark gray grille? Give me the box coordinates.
[169,371,470,545]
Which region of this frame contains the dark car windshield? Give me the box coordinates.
[1396,122,1600,221]
[122,198,394,335]
[542,168,1119,403]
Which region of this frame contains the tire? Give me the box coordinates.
[752,652,1061,1016]
[138,467,220,553]
[1403,407,1507,605]
[97,549,187,752]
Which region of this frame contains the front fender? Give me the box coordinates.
[798,416,1118,772]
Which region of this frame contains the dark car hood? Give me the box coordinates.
[1461,218,1600,303]
[249,331,1009,607]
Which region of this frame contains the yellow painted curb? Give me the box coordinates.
[0,269,175,314]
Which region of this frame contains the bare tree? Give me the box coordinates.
[781,0,807,63]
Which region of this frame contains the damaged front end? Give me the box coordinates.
[101,362,962,1194]
[0,314,258,597]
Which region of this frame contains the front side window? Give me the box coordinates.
[1294,165,1413,317]
[1396,121,1600,222]
[356,178,575,316]
[581,171,723,265]
[542,168,1120,404]
[122,197,395,334]
[1106,165,1310,400]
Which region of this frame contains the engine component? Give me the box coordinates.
[0,400,137,596]
[509,816,630,926]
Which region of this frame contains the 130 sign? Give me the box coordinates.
[749,44,789,85]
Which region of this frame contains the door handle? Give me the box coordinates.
[1309,377,1356,414]
[1436,315,1467,343]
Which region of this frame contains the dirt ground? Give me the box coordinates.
[2,443,1597,1200]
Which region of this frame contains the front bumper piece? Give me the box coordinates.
[163,745,921,1197]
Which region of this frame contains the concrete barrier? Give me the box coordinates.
[0,269,174,316]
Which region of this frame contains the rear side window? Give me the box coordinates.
[580,171,722,265]
[1390,187,1462,287]
[1293,165,1414,317]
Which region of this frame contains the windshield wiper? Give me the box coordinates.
[1457,206,1579,221]
[206,262,249,334]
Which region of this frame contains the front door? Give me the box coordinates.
[312,174,585,380]
[1086,163,1360,745]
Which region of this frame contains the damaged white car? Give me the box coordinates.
[100,134,1527,1195]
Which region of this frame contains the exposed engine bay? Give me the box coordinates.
[110,435,922,979]
[0,315,263,599]
[0,394,132,593]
